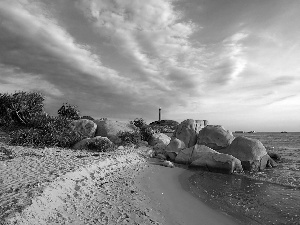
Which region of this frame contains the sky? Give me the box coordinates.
[0,0,300,132]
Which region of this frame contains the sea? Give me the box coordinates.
[187,132,300,225]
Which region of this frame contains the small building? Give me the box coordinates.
[194,120,208,133]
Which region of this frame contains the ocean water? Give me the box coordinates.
[187,132,300,225]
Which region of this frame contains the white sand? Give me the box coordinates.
[2,144,240,225]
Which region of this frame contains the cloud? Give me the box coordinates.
[75,0,205,93]
[0,64,63,96]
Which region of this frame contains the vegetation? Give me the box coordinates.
[127,118,155,144]
[149,119,179,133]
[57,103,80,120]
[0,91,84,148]
[86,138,114,152]
[0,91,45,126]
[118,130,141,145]
[0,91,159,151]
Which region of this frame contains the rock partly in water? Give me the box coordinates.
[173,119,198,148]
[221,136,272,171]
[73,136,113,150]
[197,125,234,150]
[94,119,136,144]
[190,152,243,174]
[267,151,281,162]
[69,119,97,138]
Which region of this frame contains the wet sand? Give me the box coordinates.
[138,158,241,225]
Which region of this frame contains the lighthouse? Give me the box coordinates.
[159,107,161,122]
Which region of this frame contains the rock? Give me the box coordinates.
[175,147,194,164]
[94,119,137,144]
[69,119,97,138]
[117,146,125,150]
[165,137,186,153]
[73,136,112,150]
[197,125,234,150]
[153,143,167,155]
[267,151,281,161]
[190,152,243,174]
[162,160,174,168]
[147,149,155,158]
[166,152,177,161]
[191,144,217,162]
[156,153,167,160]
[268,157,278,167]
[149,133,171,146]
[175,144,222,165]
[173,119,198,147]
[221,136,270,171]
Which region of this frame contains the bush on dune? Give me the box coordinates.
[8,114,83,148]
[0,91,84,148]
[57,103,80,120]
[86,138,114,152]
[118,130,141,146]
[0,91,45,126]
[124,118,155,145]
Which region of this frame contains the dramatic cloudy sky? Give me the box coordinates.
[1,0,300,131]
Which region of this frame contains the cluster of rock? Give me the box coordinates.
[69,118,279,174]
[69,119,137,150]
[150,119,278,174]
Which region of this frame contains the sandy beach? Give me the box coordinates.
[0,137,242,225]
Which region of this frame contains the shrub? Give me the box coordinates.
[0,91,45,126]
[57,103,80,120]
[86,138,114,152]
[118,130,141,145]
[129,118,155,143]
[149,120,179,133]
[132,118,147,129]
[8,115,83,148]
[140,125,154,143]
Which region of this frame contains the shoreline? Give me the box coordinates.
[138,158,241,225]
[1,142,242,225]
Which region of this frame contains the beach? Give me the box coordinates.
[1,140,240,225]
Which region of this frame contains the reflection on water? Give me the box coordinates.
[189,170,300,225]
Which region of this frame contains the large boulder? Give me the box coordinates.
[174,119,198,147]
[73,136,113,151]
[149,133,171,146]
[153,143,168,155]
[175,144,215,164]
[69,119,97,138]
[165,137,186,153]
[163,137,186,161]
[197,125,234,150]
[221,136,272,171]
[190,152,243,174]
[94,119,136,144]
